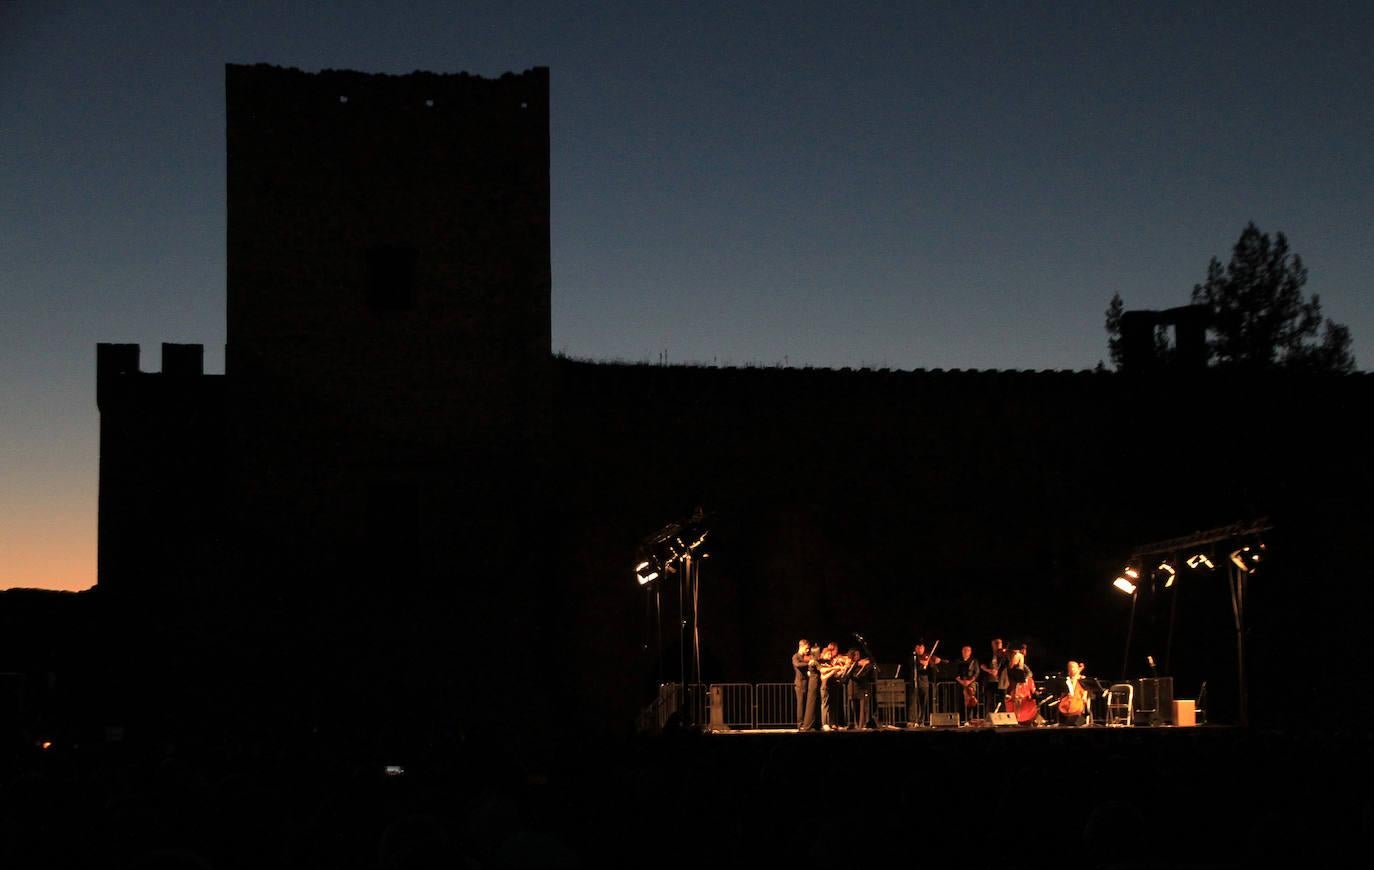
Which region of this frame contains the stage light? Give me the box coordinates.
[635,558,660,585]
[1230,546,1261,574]
[1157,562,1177,588]
[1113,576,1137,595]
[1186,553,1214,570]
[38,740,52,751]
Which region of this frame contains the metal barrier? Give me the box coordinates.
[685,683,709,725]
[755,682,797,729]
[710,682,755,730]
[934,680,975,724]
[637,696,662,733]
[639,682,687,733]
[644,679,1151,731]
[876,679,907,726]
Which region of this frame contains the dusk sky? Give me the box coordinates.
[3,1,1372,590]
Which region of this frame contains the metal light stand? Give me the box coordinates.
[1228,558,1248,727]
[677,560,689,725]
[1119,590,1138,681]
[686,553,702,693]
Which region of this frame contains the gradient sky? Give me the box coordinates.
[3,1,1372,590]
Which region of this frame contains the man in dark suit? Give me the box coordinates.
[908,641,937,727]
[792,639,810,729]
[955,645,980,723]
[847,648,877,729]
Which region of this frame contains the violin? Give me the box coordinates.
[820,654,851,680]
[957,670,979,710]
[916,640,940,669]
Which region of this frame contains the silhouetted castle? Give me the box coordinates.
[90,64,1372,743]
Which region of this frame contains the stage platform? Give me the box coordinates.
[704,723,1238,735]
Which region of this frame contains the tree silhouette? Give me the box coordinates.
[1191,223,1354,372]
[1105,223,1355,372]
[1104,293,1125,369]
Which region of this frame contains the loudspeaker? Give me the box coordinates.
[1137,677,1174,724]
[989,712,1019,726]
[931,712,961,728]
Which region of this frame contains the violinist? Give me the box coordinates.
[801,643,821,731]
[1057,660,1090,727]
[818,642,846,731]
[845,647,876,729]
[908,641,939,727]
[955,645,980,722]
[792,639,811,730]
[831,648,854,729]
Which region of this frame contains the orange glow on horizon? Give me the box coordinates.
[0,504,97,592]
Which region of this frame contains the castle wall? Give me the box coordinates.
[96,342,227,606]
[551,360,1373,730]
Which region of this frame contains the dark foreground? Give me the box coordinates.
[1,725,1368,868]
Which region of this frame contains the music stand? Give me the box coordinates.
[1080,676,1107,724]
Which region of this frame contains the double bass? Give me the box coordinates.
[1007,660,1037,723]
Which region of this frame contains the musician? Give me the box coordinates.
[818,642,841,731]
[833,648,854,729]
[801,644,821,731]
[1059,660,1090,727]
[955,645,980,722]
[981,638,1009,715]
[1006,650,1036,726]
[1013,643,1035,694]
[907,642,937,727]
[792,639,810,729]
[846,647,876,729]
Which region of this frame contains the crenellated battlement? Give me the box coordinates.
[96,342,209,377]
[96,343,218,411]
[226,63,547,117]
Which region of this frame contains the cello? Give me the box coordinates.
[1058,662,1088,718]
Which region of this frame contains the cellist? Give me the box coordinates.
[1057,660,1090,727]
